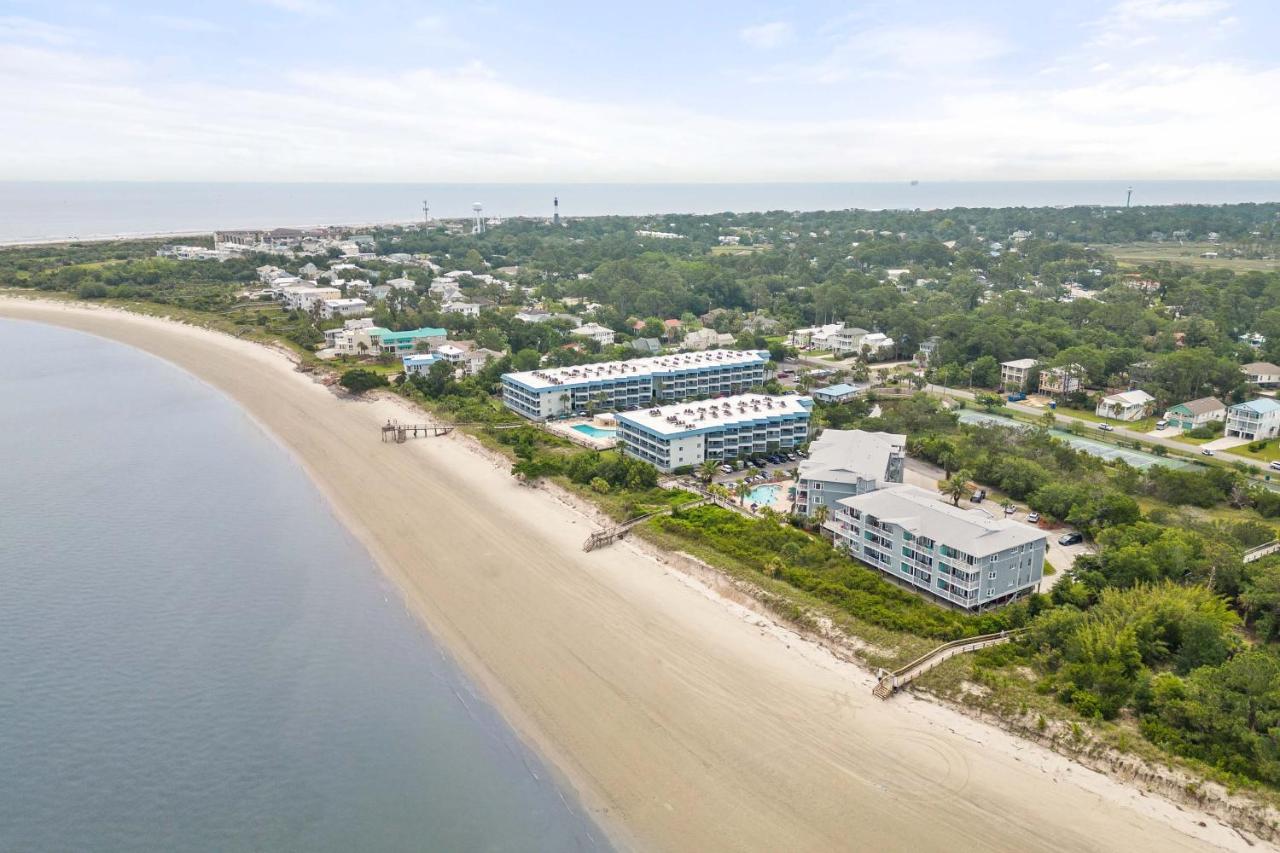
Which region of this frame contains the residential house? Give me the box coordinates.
[916,336,941,366]
[387,276,417,291]
[442,301,481,317]
[323,317,376,350]
[280,286,340,311]
[827,484,1046,611]
[570,323,616,346]
[794,429,905,519]
[402,353,442,376]
[319,298,370,320]
[999,359,1037,390]
[1038,364,1084,395]
[1242,362,1280,387]
[1226,399,1280,440]
[514,310,553,323]
[1239,333,1267,349]
[811,383,868,404]
[1163,397,1226,431]
[682,327,733,351]
[358,326,448,356]
[631,338,663,356]
[1096,390,1155,421]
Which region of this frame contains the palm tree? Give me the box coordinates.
[735,480,752,505]
[938,470,973,506]
[697,460,719,485]
[813,503,829,530]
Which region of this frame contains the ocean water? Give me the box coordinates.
[0,319,606,852]
[2,180,1279,244]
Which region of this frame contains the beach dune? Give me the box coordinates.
[0,298,1258,852]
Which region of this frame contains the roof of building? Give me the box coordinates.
[1102,390,1155,406]
[1233,398,1280,415]
[323,298,367,307]
[402,354,440,366]
[1243,362,1280,374]
[837,484,1045,557]
[1001,358,1038,369]
[571,322,614,336]
[812,383,866,398]
[616,394,811,437]
[504,348,769,391]
[799,429,904,487]
[1168,397,1225,416]
[377,327,446,342]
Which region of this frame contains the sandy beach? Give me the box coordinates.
[1,297,1266,853]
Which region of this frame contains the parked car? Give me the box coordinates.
[720,465,734,474]
[1003,503,1016,515]
[1155,420,1168,429]
[1270,461,1280,471]
[1058,532,1084,546]
[969,488,987,503]
[753,459,767,469]
[1202,448,1215,456]
[786,452,798,462]
[1097,423,1114,432]
[1027,512,1040,523]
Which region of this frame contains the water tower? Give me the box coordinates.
[472,202,485,235]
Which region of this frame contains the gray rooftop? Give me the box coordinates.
[799,429,904,487]
[1170,396,1225,416]
[837,484,1046,557]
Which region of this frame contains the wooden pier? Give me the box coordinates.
[380,419,526,443]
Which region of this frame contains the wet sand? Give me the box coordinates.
[0,297,1261,852]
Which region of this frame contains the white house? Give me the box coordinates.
[1000,359,1037,390]
[1242,362,1280,387]
[320,298,370,319]
[1226,398,1280,440]
[442,301,481,317]
[387,276,417,291]
[280,285,340,311]
[570,323,616,346]
[1096,390,1155,421]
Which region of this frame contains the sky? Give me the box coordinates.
[1,0,1278,182]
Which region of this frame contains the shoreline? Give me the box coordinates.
[0,295,1267,852]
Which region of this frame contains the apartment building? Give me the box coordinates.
[827,485,1046,610]
[614,394,812,472]
[794,430,905,519]
[501,349,771,421]
[1038,364,1084,395]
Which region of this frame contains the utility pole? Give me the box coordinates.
[1125,186,1133,208]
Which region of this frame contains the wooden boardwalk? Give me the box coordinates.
[873,630,1024,700]
[583,498,713,551]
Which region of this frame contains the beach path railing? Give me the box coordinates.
[1244,540,1280,564]
[583,497,716,552]
[380,420,527,443]
[872,629,1025,700]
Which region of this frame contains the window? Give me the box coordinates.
[813,483,822,490]
[988,570,997,580]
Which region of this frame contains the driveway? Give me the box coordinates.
[1148,426,1184,438]
[1204,435,1250,451]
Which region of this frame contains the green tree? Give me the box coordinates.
[939,470,973,506]
[339,368,387,394]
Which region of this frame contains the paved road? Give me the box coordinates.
[924,384,1276,475]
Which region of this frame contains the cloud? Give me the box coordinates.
[1091,0,1230,46]
[0,15,83,45]
[145,15,226,33]
[0,10,1277,183]
[739,21,794,49]
[256,0,335,15]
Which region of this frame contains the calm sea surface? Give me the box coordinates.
[2,180,1279,243]
[0,319,606,852]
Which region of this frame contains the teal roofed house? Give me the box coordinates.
[370,327,447,355]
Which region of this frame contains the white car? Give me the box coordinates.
[1202,448,1215,456]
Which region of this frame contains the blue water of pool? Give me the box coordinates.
[572,423,617,439]
[747,484,781,505]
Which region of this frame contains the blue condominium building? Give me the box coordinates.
[828,485,1046,611]
[615,394,812,472]
[501,349,771,420]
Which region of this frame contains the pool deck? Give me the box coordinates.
[546,417,619,449]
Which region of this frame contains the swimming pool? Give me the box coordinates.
[747,484,781,506]
[571,423,617,440]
